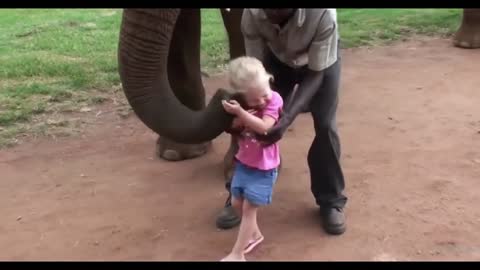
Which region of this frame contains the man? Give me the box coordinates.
[217,8,347,235]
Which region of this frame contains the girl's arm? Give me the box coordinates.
[236,110,276,135]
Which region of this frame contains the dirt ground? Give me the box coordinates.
[1,38,480,261]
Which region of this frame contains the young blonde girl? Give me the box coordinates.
[221,56,284,261]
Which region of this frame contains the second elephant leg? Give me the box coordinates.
[220,8,246,59]
[158,9,211,161]
[221,8,246,181]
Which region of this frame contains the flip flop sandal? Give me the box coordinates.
[244,236,264,254]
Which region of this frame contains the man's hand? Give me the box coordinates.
[256,115,290,146]
[256,69,325,145]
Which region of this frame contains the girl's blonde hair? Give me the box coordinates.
[228,56,273,93]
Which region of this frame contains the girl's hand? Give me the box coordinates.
[222,100,243,115]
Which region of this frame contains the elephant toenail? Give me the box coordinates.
[162,150,181,161]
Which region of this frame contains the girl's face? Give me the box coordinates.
[244,85,272,110]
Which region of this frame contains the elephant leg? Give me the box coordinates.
[454,9,480,49]
[157,9,211,161]
[220,8,246,59]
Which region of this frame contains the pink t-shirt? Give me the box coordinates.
[235,90,284,171]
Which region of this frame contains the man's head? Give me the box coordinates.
[263,9,297,25]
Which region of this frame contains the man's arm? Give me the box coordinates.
[281,69,325,124]
[259,10,338,144]
[256,71,325,144]
[284,11,338,122]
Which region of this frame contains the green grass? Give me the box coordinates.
[0,8,462,147]
[0,9,122,146]
[338,9,461,47]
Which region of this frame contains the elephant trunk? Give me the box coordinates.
[118,9,235,144]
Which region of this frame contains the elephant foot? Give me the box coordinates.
[156,136,211,161]
[453,9,480,49]
[454,30,480,49]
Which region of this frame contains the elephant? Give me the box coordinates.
[118,9,246,182]
[117,8,480,163]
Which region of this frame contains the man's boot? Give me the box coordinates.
[216,193,241,230]
[320,207,346,235]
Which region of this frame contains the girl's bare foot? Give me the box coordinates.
[245,234,263,247]
[221,253,246,261]
[251,230,263,241]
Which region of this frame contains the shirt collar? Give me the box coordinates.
[250,9,306,27]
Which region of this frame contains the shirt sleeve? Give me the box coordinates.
[262,91,284,122]
[308,11,338,71]
[241,9,267,62]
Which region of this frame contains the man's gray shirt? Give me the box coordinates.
[241,9,339,72]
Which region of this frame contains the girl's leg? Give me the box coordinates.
[251,208,263,240]
[221,200,259,261]
[231,196,243,217]
[242,204,264,255]
[231,196,263,251]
